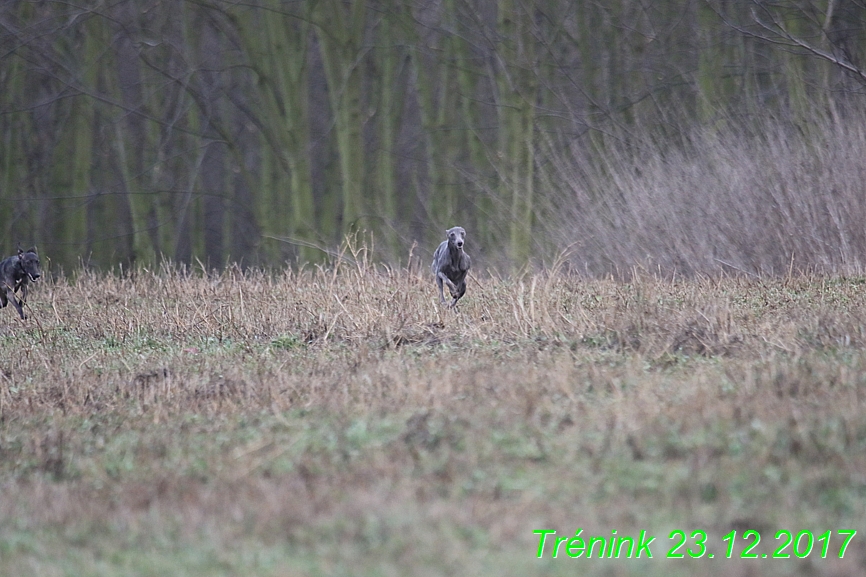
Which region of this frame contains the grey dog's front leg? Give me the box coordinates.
[436,275,446,304]
[438,272,457,291]
[437,272,457,305]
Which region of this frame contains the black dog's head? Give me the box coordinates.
[446,226,466,250]
[18,247,41,282]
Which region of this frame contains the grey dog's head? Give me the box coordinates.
[446,227,466,250]
[18,247,41,281]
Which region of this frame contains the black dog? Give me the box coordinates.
[0,247,41,319]
[431,226,471,309]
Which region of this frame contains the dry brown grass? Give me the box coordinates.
[2,250,866,575]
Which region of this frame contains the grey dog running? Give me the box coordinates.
[431,227,471,309]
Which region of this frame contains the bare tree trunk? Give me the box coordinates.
[495,0,537,264]
[315,0,367,234]
[243,2,319,263]
[374,1,406,256]
[199,12,226,268]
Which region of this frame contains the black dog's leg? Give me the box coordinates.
[5,288,24,319]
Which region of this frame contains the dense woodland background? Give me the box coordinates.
[1,0,865,273]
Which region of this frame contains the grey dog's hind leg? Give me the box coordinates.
[447,280,466,309]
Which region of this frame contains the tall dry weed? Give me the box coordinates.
[543,107,866,277]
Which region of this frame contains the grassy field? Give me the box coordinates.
[2,250,866,576]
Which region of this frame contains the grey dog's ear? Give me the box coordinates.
[27,246,36,254]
